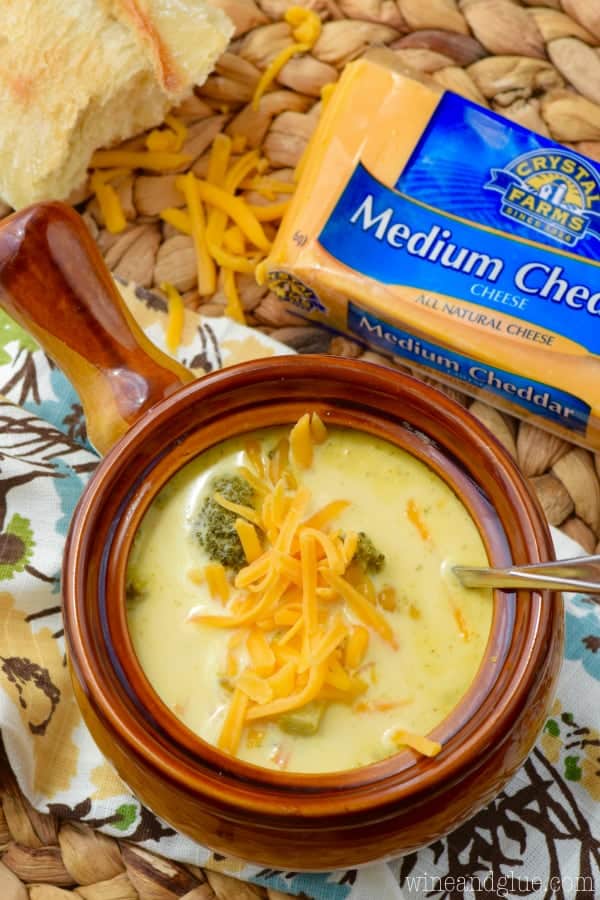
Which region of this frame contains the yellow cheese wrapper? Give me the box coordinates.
[262,50,600,450]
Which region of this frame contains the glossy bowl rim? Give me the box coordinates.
[63,355,558,821]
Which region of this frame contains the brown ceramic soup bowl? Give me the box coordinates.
[0,203,563,870]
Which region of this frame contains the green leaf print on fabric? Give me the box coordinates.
[0,311,38,363]
[542,700,600,802]
[113,803,138,831]
[544,718,560,737]
[564,755,582,782]
[0,514,35,581]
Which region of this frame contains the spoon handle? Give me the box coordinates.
[453,554,600,593]
[0,202,193,456]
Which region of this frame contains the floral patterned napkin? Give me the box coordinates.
[0,281,598,899]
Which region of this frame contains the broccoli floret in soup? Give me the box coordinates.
[353,531,385,574]
[195,475,255,572]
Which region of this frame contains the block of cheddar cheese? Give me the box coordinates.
[262,49,600,451]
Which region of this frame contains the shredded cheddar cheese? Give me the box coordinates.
[207,244,259,274]
[252,43,310,112]
[223,226,245,256]
[251,7,322,111]
[90,170,127,234]
[146,130,177,152]
[139,99,299,320]
[164,114,187,152]
[235,519,262,563]
[195,181,271,251]
[246,661,328,722]
[88,4,304,323]
[91,150,191,170]
[213,491,261,526]
[237,670,273,704]
[285,6,322,44]
[203,151,265,276]
[183,414,442,764]
[249,201,290,222]
[176,172,216,296]
[247,628,276,676]
[225,150,264,193]
[145,115,187,153]
[322,571,398,648]
[204,563,230,604]
[344,625,369,669]
[207,133,232,187]
[302,499,349,532]
[160,207,192,236]
[223,268,246,325]
[392,730,442,758]
[160,281,185,353]
[289,412,313,469]
[218,688,248,754]
[241,178,296,199]
[310,412,328,444]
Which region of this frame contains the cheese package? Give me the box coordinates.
[261,50,600,450]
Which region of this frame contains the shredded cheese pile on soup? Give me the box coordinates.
[126,415,493,773]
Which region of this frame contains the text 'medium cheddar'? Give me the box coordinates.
[261,49,600,451]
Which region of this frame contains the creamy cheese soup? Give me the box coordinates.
[126,418,493,773]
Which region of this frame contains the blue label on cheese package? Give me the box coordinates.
[398,91,600,254]
[264,50,600,449]
[348,302,591,435]
[320,162,600,354]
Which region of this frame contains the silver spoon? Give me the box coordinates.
[452,554,600,593]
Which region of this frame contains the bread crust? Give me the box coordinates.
[103,0,187,94]
[0,0,233,209]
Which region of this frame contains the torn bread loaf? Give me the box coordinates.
[0,0,233,209]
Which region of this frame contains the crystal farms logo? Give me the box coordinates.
[484,149,600,247]
[267,270,327,314]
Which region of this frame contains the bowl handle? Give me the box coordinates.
[0,202,193,455]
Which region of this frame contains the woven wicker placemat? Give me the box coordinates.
[0,745,293,900]
[62,0,600,558]
[1,1,600,897]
